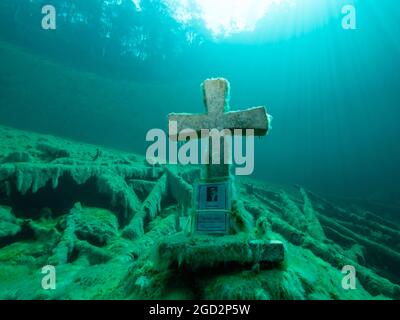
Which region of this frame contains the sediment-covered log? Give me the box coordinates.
[122,174,168,240]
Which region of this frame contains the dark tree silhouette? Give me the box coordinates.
[0,0,206,80]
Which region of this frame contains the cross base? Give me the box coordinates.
[158,233,285,271]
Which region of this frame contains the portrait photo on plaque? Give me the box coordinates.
[197,182,230,210]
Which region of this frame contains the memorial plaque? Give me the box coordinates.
[197,182,231,210]
[195,211,229,234]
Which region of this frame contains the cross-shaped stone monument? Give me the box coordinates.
[160,78,284,271]
[168,78,270,235]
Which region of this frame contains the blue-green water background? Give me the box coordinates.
[0,0,399,204]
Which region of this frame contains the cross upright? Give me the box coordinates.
[169,78,270,180]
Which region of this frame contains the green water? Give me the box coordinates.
[0,0,399,203]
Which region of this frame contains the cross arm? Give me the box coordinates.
[168,106,270,140]
[224,106,270,136]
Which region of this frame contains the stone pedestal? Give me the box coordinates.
[158,233,285,271]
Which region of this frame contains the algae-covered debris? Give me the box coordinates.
[122,173,168,240]
[0,125,399,300]
[0,206,21,245]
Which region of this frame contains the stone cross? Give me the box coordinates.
[169,78,270,180]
